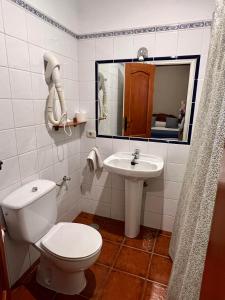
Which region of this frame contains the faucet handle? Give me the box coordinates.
[135,149,140,154]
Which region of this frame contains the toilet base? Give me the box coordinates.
[36,256,87,295]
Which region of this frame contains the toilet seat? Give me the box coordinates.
[39,222,102,261]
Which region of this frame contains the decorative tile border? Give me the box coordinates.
[77,20,212,40]
[11,0,212,40]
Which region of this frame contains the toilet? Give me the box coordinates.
[1,179,102,295]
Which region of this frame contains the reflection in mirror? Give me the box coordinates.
[96,56,200,143]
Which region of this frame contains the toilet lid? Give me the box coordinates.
[41,222,102,260]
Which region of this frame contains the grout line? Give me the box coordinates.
[140,229,159,299]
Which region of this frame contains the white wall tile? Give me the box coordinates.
[16,126,36,154]
[29,44,45,74]
[114,35,134,59]
[177,28,204,55]
[202,27,211,56]
[33,100,46,125]
[6,36,29,71]
[95,37,114,60]
[9,69,32,99]
[164,180,182,200]
[155,31,178,57]
[0,67,11,98]
[96,137,113,157]
[0,157,20,190]
[2,0,27,40]
[78,61,95,81]
[0,33,7,66]
[37,145,53,170]
[111,188,125,221]
[112,138,130,152]
[166,163,186,182]
[79,100,95,119]
[0,99,14,130]
[12,100,34,127]
[111,174,125,190]
[161,215,175,232]
[78,39,95,61]
[19,150,38,179]
[39,165,54,181]
[31,73,48,99]
[0,1,4,33]
[129,140,148,153]
[36,124,52,148]
[27,13,45,47]
[143,211,162,229]
[79,81,95,101]
[0,129,17,159]
[167,144,189,164]
[62,56,74,80]
[147,142,168,161]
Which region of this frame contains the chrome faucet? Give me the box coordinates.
[131,149,140,165]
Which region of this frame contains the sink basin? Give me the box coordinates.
[103,152,163,179]
[103,152,164,238]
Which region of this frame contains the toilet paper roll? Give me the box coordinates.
[75,112,87,123]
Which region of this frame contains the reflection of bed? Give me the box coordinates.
[151,113,180,139]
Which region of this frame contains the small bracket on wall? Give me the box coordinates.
[0,160,3,170]
[53,118,86,131]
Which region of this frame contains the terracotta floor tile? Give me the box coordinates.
[25,277,56,300]
[148,255,172,285]
[74,213,124,243]
[99,219,125,243]
[143,281,167,300]
[55,294,86,299]
[97,240,121,266]
[114,246,150,277]
[80,264,110,299]
[124,226,157,252]
[154,235,171,257]
[99,270,145,300]
[12,286,36,300]
[73,212,95,225]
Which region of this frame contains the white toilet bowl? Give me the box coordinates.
[1,180,102,295]
[35,222,102,295]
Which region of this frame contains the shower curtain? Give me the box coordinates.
[167,1,225,299]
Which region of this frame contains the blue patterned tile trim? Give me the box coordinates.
[10,0,211,40]
[77,20,211,39]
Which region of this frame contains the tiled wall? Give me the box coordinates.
[0,0,80,285]
[78,25,211,231]
[0,0,212,287]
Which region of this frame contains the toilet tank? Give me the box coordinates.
[1,180,57,243]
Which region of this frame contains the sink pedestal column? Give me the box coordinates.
[125,179,143,238]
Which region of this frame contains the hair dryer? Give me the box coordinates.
[44,52,71,135]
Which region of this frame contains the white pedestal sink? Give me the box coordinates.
[103,152,164,238]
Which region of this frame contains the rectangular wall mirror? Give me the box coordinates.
[96,55,200,144]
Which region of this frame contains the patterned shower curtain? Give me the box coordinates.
[167,1,225,299]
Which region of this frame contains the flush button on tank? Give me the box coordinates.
[32,186,38,192]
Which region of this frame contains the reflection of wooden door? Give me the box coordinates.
[123,63,155,138]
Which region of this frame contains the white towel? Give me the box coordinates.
[87,147,103,172]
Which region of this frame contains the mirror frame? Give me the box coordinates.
[95,55,200,145]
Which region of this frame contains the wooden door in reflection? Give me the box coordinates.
[123,63,155,138]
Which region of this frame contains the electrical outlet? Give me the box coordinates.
[86,130,96,138]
